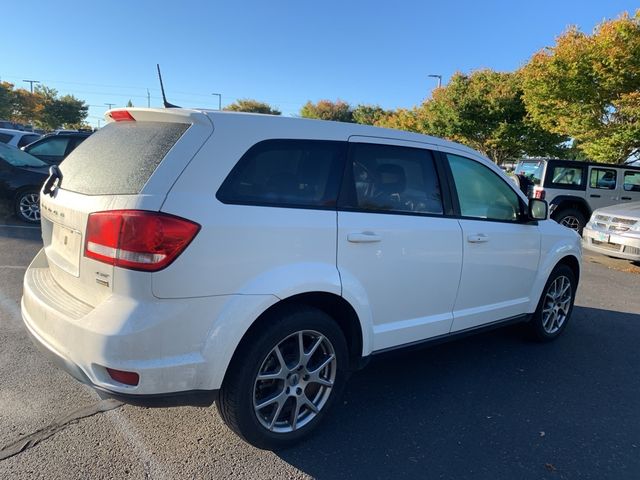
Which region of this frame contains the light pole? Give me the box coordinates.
[427,74,442,89]
[23,79,40,93]
[211,93,222,110]
[105,103,115,110]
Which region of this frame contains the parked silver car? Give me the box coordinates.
[583,201,640,261]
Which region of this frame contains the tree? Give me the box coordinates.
[521,11,640,163]
[35,85,88,130]
[0,82,14,120]
[11,88,43,125]
[352,104,389,125]
[375,107,425,133]
[300,99,353,122]
[126,99,134,107]
[376,70,567,164]
[224,99,281,115]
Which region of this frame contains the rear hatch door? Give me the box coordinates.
[40,108,213,306]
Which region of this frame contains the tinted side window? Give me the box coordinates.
[27,137,70,156]
[624,171,640,192]
[217,140,346,208]
[589,168,616,190]
[550,166,584,186]
[0,133,12,143]
[340,143,443,215]
[447,154,521,222]
[17,134,40,148]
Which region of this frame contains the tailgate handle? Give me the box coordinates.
[347,232,381,243]
[621,196,632,200]
[43,165,63,197]
[590,194,601,198]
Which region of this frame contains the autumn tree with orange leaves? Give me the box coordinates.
[522,11,640,163]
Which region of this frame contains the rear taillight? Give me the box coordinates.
[534,189,546,200]
[84,210,200,272]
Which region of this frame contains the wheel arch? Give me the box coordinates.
[219,291,367,392]
[528,251,581,313]
[550,196,591,220]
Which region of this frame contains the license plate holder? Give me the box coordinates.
[48,224,82,276]
[596,231,610,243]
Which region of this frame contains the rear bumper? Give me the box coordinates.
[22,308,217,407]
[20,249,242,399]
[582,226,640,261]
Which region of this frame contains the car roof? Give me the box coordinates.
[0,128,33,136]
[518,157,640,171]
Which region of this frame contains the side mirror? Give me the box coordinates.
[528,198,548,221]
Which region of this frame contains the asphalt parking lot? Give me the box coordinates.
[0,217,638,480]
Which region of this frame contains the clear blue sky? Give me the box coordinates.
[2,0,637,127]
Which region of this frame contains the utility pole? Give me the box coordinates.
[23,79,40,93]
[105,103,115,110]
[427,74,442,89]
[212,93,222,110]
[147,89,151,108]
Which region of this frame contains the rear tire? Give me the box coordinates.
[527,264,577,342]
[217,305,349,450]
[553,208,585,235]
[14,190,40,224]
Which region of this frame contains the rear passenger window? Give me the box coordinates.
[340,143,443,215]
[550,166,584,187]
[17,134,40,148]
[589,168,616,189]
[624,171,640,192]
[0,133,12,144]
[27,137,70,156]
[217,140,346,208]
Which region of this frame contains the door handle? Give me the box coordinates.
[590,194,601,198]
[347,232,382,243]
[467,234,489,243]
[621,197,632,200]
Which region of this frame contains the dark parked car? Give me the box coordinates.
[0,143,49,223]
[22,131,92,165]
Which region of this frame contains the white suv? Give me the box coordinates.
[22,109,581,449]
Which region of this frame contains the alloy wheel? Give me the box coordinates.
[253,330,337,433]
[542,275,572,334]
[18,193,40,222]
[559,215,580,231]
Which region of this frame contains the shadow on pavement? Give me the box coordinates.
[277,307,640,480]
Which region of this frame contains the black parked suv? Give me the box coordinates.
[22,131,92,165]
[514,158,640,234]
[0,143,49,223]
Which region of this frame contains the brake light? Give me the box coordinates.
[84,210,200,271]
[109,110,135,122]
[534,189,546,200]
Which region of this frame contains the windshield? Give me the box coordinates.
[514,161,544,185]
[0,142,48,168]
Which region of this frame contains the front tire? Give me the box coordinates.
[15,190,40,223]
[553,208,586,235]
[528,264,577,342]
[217,305,349,450]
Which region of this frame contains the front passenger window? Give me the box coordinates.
[345,143,443,215]
[447,154,521,221]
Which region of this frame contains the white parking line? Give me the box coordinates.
[0,266,27,269]
[0,224,40,229]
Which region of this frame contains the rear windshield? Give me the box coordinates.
[514,161,544,185]
[59,121,190,195]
